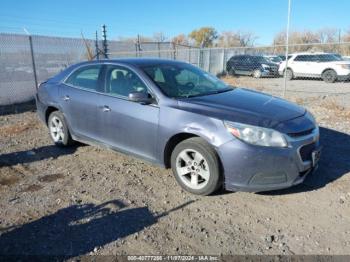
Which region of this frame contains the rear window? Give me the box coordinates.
[294,55,314,62]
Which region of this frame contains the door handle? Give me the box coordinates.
[63,95,70,101]
[101,105,111,112]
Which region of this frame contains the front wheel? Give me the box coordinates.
[171,137,222,195]
[48,111,74,147]
[285,68,294,80]
[322,69,337,83]
[252,69,262,78]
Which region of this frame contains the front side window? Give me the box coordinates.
[65,65,102,91]
[142,63,232,98]
[105,65,148,97]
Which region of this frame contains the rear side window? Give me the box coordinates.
[294,55,314,62]
[65,65,102,91]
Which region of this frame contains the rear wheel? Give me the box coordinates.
[228,68,236,76]
[171,137,222,195]
[322,69,337,83]
[48,111,74,147]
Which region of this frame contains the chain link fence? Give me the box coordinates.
[1,32,350,114]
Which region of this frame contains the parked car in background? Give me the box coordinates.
[36,58,321,195]
[278,55,292,61]
[279,52,350,83]
[226,55,279,78]
[264,55,283,65]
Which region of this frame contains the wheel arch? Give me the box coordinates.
[45,106,59,125]
[321,68,337,75]
[163,133,199,168]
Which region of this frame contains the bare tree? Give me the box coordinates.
[172,34,189,46]
[217,31,257,48]
[153,32,167,42]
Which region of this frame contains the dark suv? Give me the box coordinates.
[226,55,279,78]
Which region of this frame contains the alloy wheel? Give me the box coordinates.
[175,149,210,190]
[49,116,65,142]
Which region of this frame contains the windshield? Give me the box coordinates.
[269,56,282,63]
[141,63,233,98]
[253,56,270,63]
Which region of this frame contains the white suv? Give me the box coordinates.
[279,52,350,83]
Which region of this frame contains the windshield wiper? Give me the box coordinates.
[185,88,233,98]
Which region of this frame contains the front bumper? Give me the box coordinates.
[218,127,321,192]
[261,68,279,77]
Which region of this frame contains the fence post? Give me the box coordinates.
[208,49,211,73]
[28,35,38,90]
[172,42,176,60]
[158,41,161,58]
[222,48,226,74]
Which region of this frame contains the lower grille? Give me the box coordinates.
[299,142,316,162]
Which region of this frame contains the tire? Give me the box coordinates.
[48,111,74,147]
[228,68,236,76]
[253,69,262,78]
[286,68,294,80]
[170,137,222,195]
[322,69,337,83]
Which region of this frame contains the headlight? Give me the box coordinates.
[262,64,270,69]
[224,121,288,148]
[338,64,350,69]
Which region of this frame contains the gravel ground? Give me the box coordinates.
[0,77,350,258]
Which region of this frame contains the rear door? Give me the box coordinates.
[97,64,159,161]
[235,56,249,75]
[59,64,104,141]
[291,55,315,76]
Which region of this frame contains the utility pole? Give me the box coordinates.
[95,31,99,60]
[102,24,108,59]
[283,0,292,98]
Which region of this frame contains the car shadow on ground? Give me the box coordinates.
[0,145,80,167]
[260,126,350,195]
[0,199,194,258]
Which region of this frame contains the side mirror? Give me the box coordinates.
[128,91,153,104]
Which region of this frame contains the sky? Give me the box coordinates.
[0,0,349,45]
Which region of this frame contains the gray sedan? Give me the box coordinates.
[36,58,321,195]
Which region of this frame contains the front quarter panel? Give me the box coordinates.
[157,100,234,163]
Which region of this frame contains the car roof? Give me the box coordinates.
[289,52,331,56]
[72,58,188,68]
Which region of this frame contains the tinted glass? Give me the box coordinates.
[142,63,232,98]
[270,57,282,63]
[65,65,102,91]
[251,56,269,63]
[316,54,342,62]
[105,65,148,97]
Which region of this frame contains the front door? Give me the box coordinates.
[97,65,159,162]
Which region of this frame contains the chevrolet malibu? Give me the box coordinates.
[36,59,321,195]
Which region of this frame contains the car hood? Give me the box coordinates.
[178,88,306,129]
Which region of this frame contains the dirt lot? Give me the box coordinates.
[0,77,350,258]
